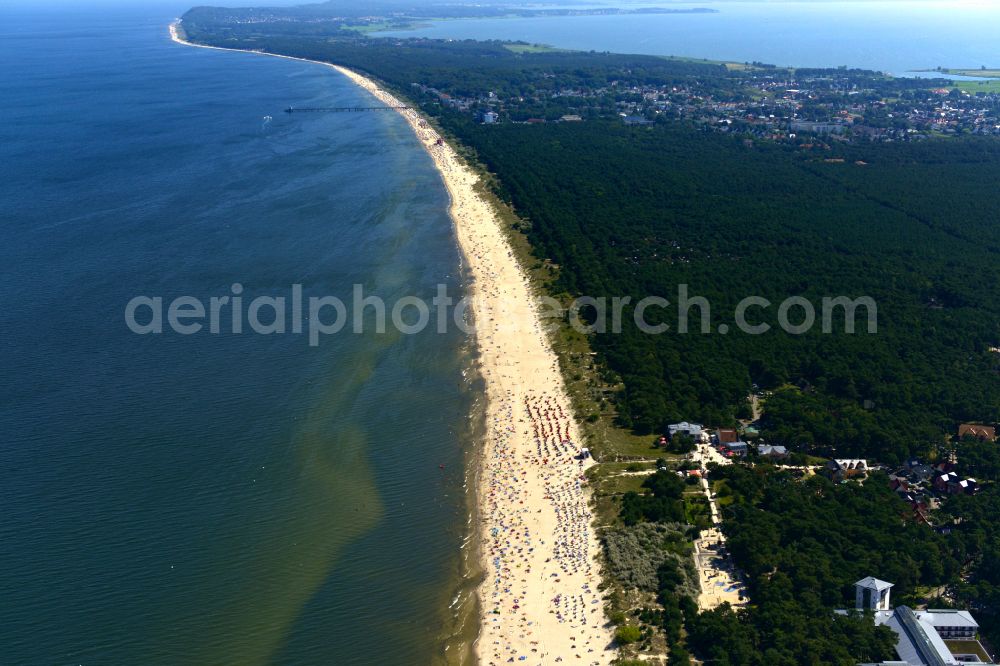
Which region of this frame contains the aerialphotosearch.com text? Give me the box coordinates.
[125,283,877,346]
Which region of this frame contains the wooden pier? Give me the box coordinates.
[284,106,412,113]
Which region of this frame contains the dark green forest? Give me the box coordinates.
[181,15,1000,466]
[455,120,1000,463]
[940,483,1000,648]
[715,465,959,603]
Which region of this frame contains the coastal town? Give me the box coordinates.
[415,68,1000,142]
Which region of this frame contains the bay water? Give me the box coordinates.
[378,1,1000,76]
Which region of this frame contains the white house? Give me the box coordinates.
[667,422,707,443]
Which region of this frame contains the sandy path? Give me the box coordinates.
[691,444,746,611]
[170,21,614,666]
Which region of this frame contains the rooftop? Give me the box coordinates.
[916,609,978,630]
[885,606,955,666]
[871,607,991,666]
[856,576,894,592]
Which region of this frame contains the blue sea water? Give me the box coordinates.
[378,1,1000,76]
[0,5,475,665]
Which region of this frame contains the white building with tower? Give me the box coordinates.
[855,576,893,611]
[844,576,995,666]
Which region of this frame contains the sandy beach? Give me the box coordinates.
[170,21,613,666]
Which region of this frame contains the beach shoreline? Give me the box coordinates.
[170,20,613,665]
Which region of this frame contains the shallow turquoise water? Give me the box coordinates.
[0,6,474,664]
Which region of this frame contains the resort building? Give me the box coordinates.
[790,119,848,134]
[844,577,995,666]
